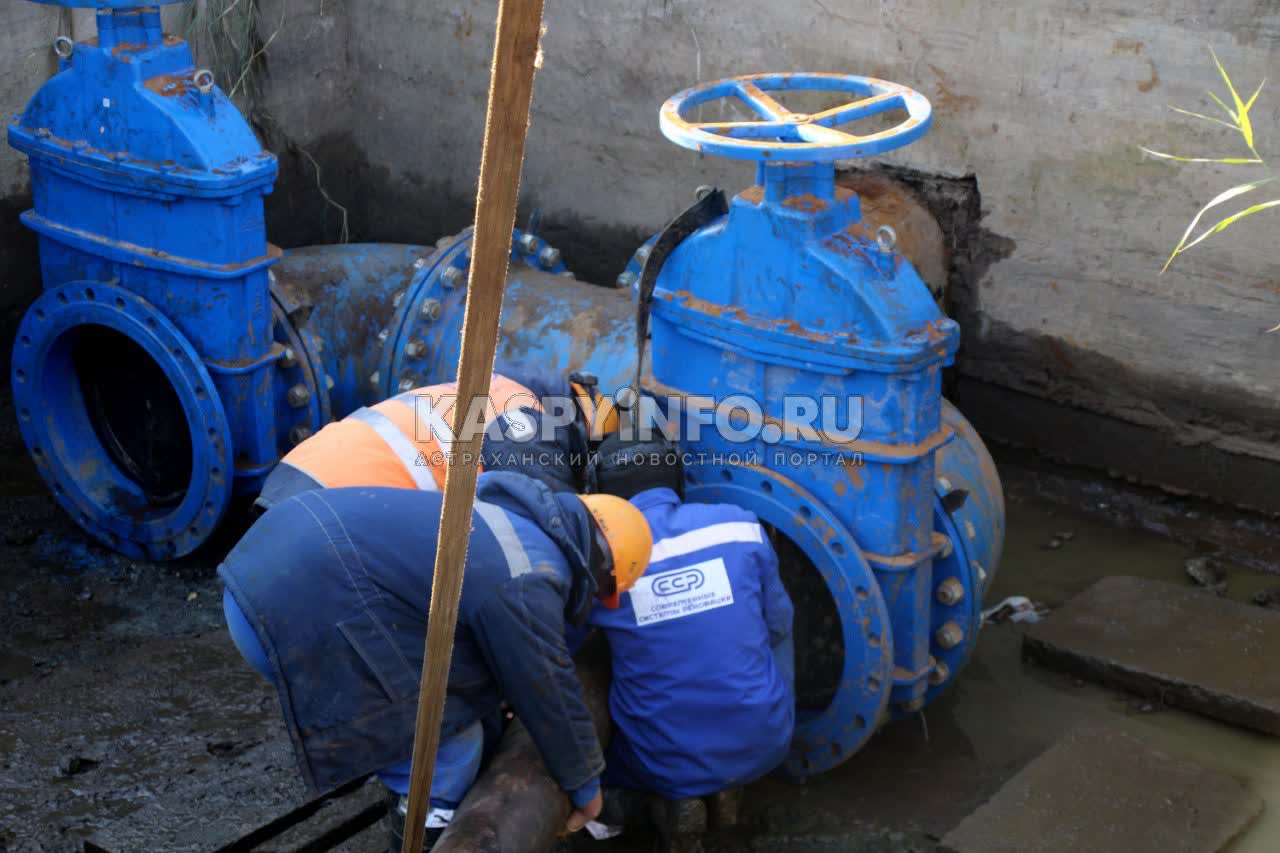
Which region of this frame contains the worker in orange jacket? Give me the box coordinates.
[255,365,620,511]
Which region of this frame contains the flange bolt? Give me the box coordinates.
[412,257,428,269]
[287,384,311,409]
[398,378,415,393]
[538,246,561,269]
[616,270,637,290]
[278,347,298,369]
[441,266,465,289]
[935,621,964,649]
[928,660,951,686]
[936,577,965,607]
[517,233,539,254]
[634,245,652,266]
[289,425,312,446]
[405,339,428,359]
[420,298,443,320]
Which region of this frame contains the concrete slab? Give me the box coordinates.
[1023,575,1280,734]
[942,725,1262,853]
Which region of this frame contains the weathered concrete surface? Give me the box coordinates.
[1024,576,1280,734]
[941,725,1263,853]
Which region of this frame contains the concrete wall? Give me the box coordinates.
[1,0,1278,511]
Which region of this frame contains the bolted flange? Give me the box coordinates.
[935,576,965,607]
[287,384,311,408]
[935,621,964,649]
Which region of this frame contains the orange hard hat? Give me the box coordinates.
[577,493,652,608]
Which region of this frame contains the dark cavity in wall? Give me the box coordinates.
[838,162,1015,367]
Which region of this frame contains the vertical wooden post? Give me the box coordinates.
[401,2,545,850]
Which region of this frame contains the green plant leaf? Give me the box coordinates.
[1211,47,1256,148]
[1139,147,1262,164]
[1163,177,1278,271]
[1207,91,1239,123]
[1177,198,1280,258]
[1169,105,1238,130]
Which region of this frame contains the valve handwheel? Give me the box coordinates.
[660,72,932,162]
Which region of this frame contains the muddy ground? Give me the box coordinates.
[2,390,1279,851]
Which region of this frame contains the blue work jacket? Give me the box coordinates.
[218,472,604,802]
[588,488,795,798]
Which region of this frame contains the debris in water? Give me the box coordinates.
[982,596,1047,624]
[1252,587,1280,610]
[1184,556,1226,596]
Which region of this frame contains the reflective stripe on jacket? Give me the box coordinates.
[279,374,541,492]
[218,472,605,797]
[587,487,795,798]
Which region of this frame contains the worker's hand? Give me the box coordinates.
[564,790,603,833]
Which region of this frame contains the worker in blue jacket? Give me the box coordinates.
[587,436,795,801]
[219,471,652,848]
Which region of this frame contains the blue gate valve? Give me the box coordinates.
[641,74,1003,776]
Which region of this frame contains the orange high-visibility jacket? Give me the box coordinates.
[278,375,542,492]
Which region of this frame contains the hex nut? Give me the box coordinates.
[518,233,539,254]
[538,246,561,269]
[405,339,427,359]
[420,298,443,320]
[398,378,415,393]
[286,384,311,409]
[936,577,965,607]
[928,660,951,686]
[289,425,312,446]
[616,270,637,289]
[441,266,465,289]
[635,245,652,265]
[935,621,964,649]
[278,347,298,369]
